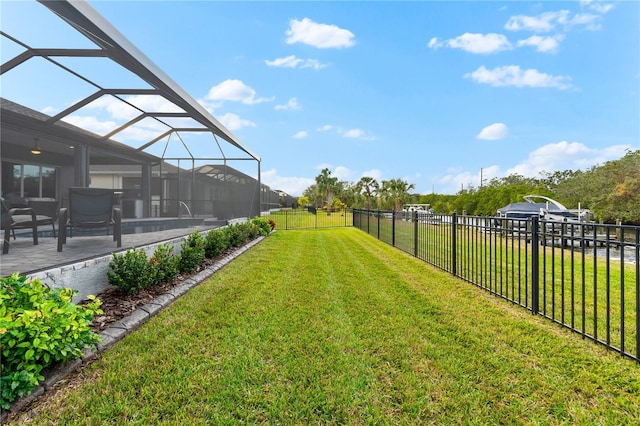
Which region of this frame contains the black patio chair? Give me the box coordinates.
[57,187,122,252]
[1,197,56,254]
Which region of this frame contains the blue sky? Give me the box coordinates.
[2,1,639,196]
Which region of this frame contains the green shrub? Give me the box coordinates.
[107,248,157,295]
[179,231,205,273]
[225,223,246,247]
[0,273,102,409]
[151,243,180,283]
[204,229,228,258]
[246,222,260,239]
[251,216,272,236]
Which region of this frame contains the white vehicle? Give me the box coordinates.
[497,195,592,223]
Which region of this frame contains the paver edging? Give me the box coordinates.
[3,234,268,420]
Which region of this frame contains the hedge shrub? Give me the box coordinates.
[179,231,205,273]
[151,243,180,283]
[204,229,228,258]
[107,248,157,295]
[0,274,102,409]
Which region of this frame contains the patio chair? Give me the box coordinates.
[1,197,56,254]
[57,187,122,252]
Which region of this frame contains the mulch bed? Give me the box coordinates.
[84,250,235,333]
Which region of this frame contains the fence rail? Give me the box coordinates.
[353,209,640,363]
[264,208,353,230]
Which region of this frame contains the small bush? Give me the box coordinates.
[225,224,244,247]
[0,274,102,409]
[179,231,205,273]
[205,229,228,258]
[251,216,272,236]
[151,243,180,283]
[246,222,260,239]
[107,248,157,295]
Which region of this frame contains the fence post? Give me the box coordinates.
[285,210,288,230]
[531,215,540,315]
[392,210,396,247]
[451,212,457,276]
[414,210,419,257]
[367,209,370,234]
[376,210,380,239]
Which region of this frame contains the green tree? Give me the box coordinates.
[355,176,379,210]
[315,168,339,215]
[303,184,319,208]
[297,195,309,208]
[380,178,415,210]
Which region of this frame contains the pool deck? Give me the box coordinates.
[0,218,222,301]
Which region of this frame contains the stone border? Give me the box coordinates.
[3,235,267,420]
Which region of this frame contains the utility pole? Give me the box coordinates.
[480,168,483,188]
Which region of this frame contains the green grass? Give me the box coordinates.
[361,217,639,359]
[10,228,640,425]
[265,209,352,230]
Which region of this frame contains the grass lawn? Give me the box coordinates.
[10,228,639,425]
[265,209,352,230]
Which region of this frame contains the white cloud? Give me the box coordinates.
[505,10,571,32]
[505,7,610,33]
[275,97,301,111]
[343,129,365,138]
[517,34,565,53]
[64,115,166,142]
[429,33,512,54]
[64,115,118,135]
[286,18,355,49]
[204,79,273,105]
[217,112,256,131]
[300,59,328,70]
[315,163,333,171]
[428,37,440,49]
[477,123,509,140]
[341,128,376,141]
[361,169,383,181]
[292,130,308,139]
[261,168,314,196]
[581,1,615,14]
[265,55,327,70]
[437,142,631,194]
[464,65,572,90]
[506,142,631,177]
[333,166,352,180]
[317,124,333,132]
[266,55,303,68]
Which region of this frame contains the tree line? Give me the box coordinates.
[297,150,639,224]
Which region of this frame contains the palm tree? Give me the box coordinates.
[380,178,415,211]
[315,168,339,215]
[355,176,379,210]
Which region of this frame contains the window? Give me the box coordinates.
[1,161,57,198]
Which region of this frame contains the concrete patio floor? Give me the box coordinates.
[0,219,220,301]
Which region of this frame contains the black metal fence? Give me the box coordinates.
[263,208,353,230]
[353,209,640,362]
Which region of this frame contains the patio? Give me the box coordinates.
[0,218,220,301]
